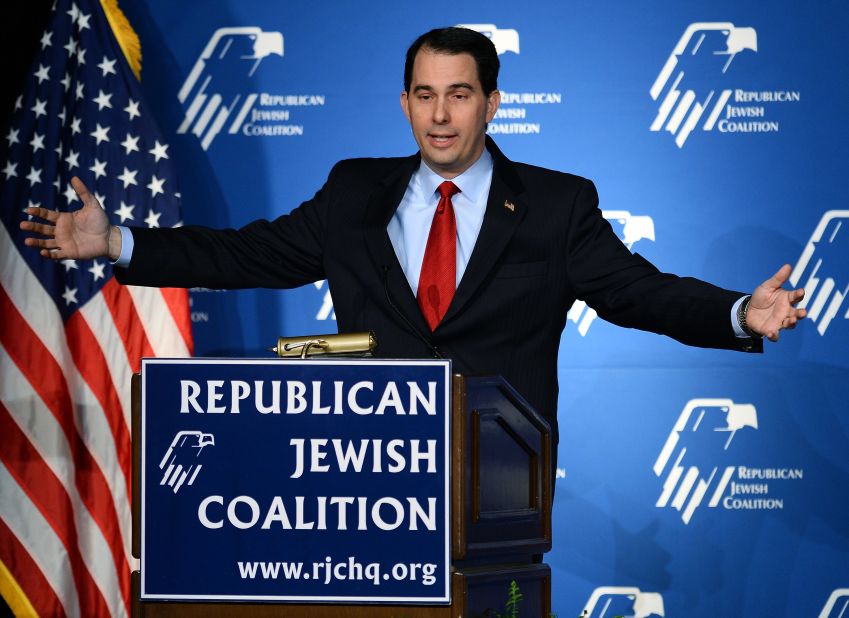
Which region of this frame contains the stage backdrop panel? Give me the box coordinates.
[119,1,849,615]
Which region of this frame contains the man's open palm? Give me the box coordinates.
[746,264,807,342]
[20,176,113,261]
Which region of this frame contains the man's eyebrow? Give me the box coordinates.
[411,83,477,93]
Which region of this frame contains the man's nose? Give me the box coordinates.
[432,97,449,123]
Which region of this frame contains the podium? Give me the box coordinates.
[131,360,552,617]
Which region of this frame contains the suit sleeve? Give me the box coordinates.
[114,163,341,290]
[564,178,762,352]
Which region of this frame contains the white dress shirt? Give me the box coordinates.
[387,149,493,294]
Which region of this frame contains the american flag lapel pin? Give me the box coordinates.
[504,200,515,212]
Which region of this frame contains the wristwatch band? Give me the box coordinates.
[737,295,762,339]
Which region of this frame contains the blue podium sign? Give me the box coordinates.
[140,358,451,603]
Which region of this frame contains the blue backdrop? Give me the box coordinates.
[118,2,849,615]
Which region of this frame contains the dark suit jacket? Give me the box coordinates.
[116,137,761,443]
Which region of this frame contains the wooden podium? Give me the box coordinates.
[131,372,552,617]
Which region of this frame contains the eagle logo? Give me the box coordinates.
[650,22,757,147]
[790,210,849,336]
[177,27,284,150]
[455,24,520,55]
[581,587,665,618]
[654,399,758,524]
[567,211,655,336]
[159,430,216,493]
[820,589,849,618]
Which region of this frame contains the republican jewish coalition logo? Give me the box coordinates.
[790,210,849,336]
[457,23,562,138]
[455,24,520,55]
[159,430,215,493]
[177,28,283,150]
[567,211,655,336]
[177,27,326,150]
[649,22,800,148]
[581,587,664,618]
[654,399,802,524]
[820,589,849,618]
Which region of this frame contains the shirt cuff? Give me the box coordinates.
[110,226,134,267]
[731,295,749,338]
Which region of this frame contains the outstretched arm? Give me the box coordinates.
[19,176,122,261]
[744,264,807,342]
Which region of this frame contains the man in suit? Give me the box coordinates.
[21,27,806,455]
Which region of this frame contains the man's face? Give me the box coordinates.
[401,50,500,179]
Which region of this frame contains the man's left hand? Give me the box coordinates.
[746,264,807,342]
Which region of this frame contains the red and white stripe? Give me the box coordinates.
[0,222,192,616]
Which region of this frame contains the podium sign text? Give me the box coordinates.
[140,358,451,603]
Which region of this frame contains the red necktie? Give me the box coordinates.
[417,181,460,331]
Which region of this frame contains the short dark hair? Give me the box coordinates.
[404,27,500,95]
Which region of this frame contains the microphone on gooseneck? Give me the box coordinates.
[380,264,473,372]
[381,264,443,359]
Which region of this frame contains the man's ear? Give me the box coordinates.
[485,89,501,123]
[400,91,411,123]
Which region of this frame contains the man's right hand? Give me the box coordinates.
[19,176,121,261]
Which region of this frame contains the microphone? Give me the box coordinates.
[381,264,443,359]
[380,264,473,372]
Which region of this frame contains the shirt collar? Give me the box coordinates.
[417,148,493,203]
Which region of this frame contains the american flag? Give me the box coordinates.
[0,0,192,616]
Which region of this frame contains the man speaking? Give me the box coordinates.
[20,27,806,461]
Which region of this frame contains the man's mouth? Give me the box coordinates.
[427,133,457,147]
